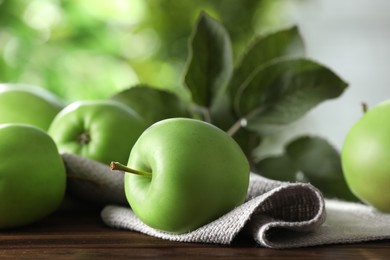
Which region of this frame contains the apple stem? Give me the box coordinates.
[110,161,152,178]
[362,102,368,113]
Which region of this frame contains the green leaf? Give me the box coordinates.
[285,136,359,201]
[254,135,358,201]
[234,58,348,131]
[184,12,233,108]
[286,136,342,180]
[228,26,305,99]
[110,85,191,125]
[255,154,298,182]
[208,94,260,161]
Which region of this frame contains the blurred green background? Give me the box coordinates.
[0,0,298,102]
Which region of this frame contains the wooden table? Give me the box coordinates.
[1,209,389,259]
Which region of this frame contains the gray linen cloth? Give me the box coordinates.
[62,153,390,248]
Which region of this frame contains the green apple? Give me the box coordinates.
[48,100,147,165]
[0,124,66,229]
[0,83,65,131]
[342,100,390,212]
[111,118,250,233]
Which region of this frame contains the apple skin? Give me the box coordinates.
[342,100,390,212]
[124,118,250,233]
[0,83,65,131]
[0,124,66,229]
[48,100,147,165]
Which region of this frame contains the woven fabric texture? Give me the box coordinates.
[62,153,390,248]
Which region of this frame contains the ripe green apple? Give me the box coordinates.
[0,124,66,229]
[111,118,250,233]
[48,100,147,165]
[342,100,390,212]
[0,83,65,131]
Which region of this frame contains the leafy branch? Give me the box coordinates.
[111,12,354,201]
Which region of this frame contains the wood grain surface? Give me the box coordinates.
[0,209,389,259]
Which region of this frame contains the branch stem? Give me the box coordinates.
[203,108,212,123]
[227,118,247,137]
[110,161,152,178]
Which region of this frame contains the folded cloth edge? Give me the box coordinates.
[253,183,326,248]
[101,181,326,247]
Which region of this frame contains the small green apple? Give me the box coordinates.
[48,100,146,165]
[0,124,66,229]
[342,100,390,212]
[0,83,65,130]
[111,118,250,233]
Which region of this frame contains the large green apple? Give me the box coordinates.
[0,124,66,229]
[48,100,146,165]
[112,118,250,233]
[0,83,65,131]
[342,100,390,212]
